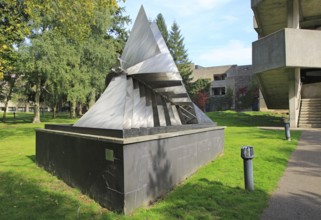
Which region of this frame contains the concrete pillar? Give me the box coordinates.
[259,90,267,111]
[287,0,301,128]
[289,68,301,128]
[287,0,300,29]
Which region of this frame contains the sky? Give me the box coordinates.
[119,0,258,67]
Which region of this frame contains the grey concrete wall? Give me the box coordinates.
[123,128,224,213]
[36,126,224,214]
[302,82,321,98]
[253,29,321,74]
[252,29,286,74]
[251,0,262,8]
[36,130,125,212]
[285,29,321,68]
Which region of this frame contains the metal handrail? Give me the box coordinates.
[296,82,303,111]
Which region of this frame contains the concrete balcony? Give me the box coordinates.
[253,28,321,74]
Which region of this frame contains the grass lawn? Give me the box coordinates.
[0,111,300,220]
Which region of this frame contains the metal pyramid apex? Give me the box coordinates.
[74,6,214,130]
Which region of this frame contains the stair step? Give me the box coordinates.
[299,116,321,119]
[301,103,321,105]
[300,107,321,109]
[301,105,321,110]
[299,120,321,123]
[299,98,321,128]
[300,110,321,113]
[300,111,321,113]
[298,124,321,128]
[300,104,321,106]
[301,98,321,101]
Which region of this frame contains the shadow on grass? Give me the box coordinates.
[207,111,285,127]
[0,171,111,220]
[0,126,38,141]
[27,155,36,163]
[1,112,77,125]
[149,178,269,220]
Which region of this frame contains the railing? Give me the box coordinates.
[296,82,303,127]
[296,82,302,111]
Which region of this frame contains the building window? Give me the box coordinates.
[214,74,227,81]
[212,87,226,96]
[8,107,16,112]
[40,107,49,112]
[18,107,26,112]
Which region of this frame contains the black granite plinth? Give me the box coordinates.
[36,126,224,214]
[44,123,217,138]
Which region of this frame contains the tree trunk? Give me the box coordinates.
[52,105,57,118]
[2,98,9,121]
[2,78,16,121]
[88,88,96,109]
[76,102,82,116]
[32,75,41,123]
[52,94,58,118]
[70,100,76,118]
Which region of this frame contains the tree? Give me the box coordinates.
[190,78,210,100]
[155,13,169,45]
[0,0,31,80]
[0,0,31,120]
[108,6,130,55]
[168,22,193,93]
[20,0,123,122]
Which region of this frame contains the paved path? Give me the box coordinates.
[261,129,321,220]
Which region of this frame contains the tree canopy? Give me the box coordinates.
[0,0,31,80]
[155,13,169,45]
[156,16,211,109]
[168,22,194,93]
[1,0,129,122]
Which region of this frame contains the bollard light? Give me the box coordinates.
[284,122,291,141]
[241,146,254,191]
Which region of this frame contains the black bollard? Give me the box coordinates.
[241,146,254,191]
[284,122,291,141]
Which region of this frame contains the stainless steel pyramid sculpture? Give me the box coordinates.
[74,6,214,130]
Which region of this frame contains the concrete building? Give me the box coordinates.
[1,100,32,112]
[192,64,259,111]
[0,100,49,113]
[252,0,321,128]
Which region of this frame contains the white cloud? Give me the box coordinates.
[121,1,257,67]
[196,40,252,66]
[221,15,238,22]
[198,0,232,10]
[143,0,232,18]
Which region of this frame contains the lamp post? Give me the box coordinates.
[241,146,255,191]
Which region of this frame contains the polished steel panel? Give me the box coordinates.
[74,74,127,129]
[156,95,166,126]
[132,79,142,128]
[171,105,182,125]
[126,54,178,75]
[123,77,134,129]
[151,92,160,126]
[194,104,214,125]
[145,87,154,127]
[166,102,177,126]
[138,83,147,128]
[121,7,159,70]
[74,6,214,130]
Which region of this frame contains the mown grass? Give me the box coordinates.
[0,111,300,219]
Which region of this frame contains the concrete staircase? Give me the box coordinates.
[298,98,321,128]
